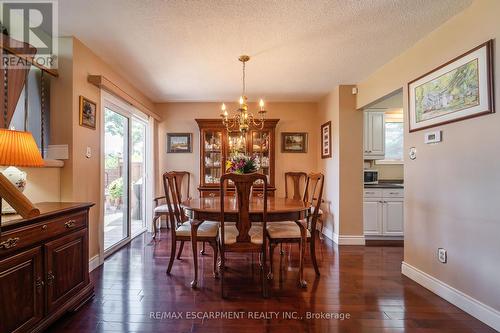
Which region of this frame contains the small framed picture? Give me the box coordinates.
[79,96,97,129]
[321,121,332,159]
[281,132,307,153]
[167,133,192,153]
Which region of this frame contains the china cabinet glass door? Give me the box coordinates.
[202,130,222,185]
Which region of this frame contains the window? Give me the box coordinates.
[378,122,403,163]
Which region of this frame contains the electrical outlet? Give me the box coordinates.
[438,248,447,263]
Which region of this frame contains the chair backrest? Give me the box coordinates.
[285,172,307,200]
[303,173,324,232]
[162,171,185,229]
[170,171,190,202]
[220,173,268,244]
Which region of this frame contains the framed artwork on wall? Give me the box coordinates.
[281,132,307,153]
[321,121,332,159]
[79,96,97,129]
[167,133,192,153]
[408,40,494,132]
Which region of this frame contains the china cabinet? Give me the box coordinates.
[195,119,279,197]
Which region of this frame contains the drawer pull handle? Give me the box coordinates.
[35,277,44,291]
[0,237,20,249]
[47,272,55,285]
[365,192,375,194]
[209,193,215,198]
[389,192,400,195]
[65,220,76,228]
[41,224,48,230]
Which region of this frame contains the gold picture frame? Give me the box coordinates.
[79,96,97,129]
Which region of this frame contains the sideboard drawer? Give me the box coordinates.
[0,212,86,255]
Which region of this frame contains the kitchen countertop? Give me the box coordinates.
[364,180,404,189]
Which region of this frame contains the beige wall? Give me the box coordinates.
[155,102,319,198]
[357,0,500,314]
[317,85,363,238]
[51,37,157,259]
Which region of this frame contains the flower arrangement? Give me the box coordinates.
[225,154,259,174]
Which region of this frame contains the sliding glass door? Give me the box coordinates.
[103,95,150,254]
[104,107,129,251]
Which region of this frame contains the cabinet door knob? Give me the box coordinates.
[47,271,55,285]
[65,219,76,228]
[0,237,20,249]
[209,193,216,198]
[35,277,44,291]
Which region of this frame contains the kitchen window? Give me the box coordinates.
[377,121,404,164]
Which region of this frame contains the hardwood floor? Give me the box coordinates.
[48,230,496,333]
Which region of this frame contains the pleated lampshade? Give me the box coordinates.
[0,129,44,167]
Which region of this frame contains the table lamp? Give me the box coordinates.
[0,128,44,239]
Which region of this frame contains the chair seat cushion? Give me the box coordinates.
[175,221,219,237]
[221,225,263,245]
[154,204,173,213]
[266,221,311,239]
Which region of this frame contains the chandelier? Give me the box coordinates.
[220,55,266,134]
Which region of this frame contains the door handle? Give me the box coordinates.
[0,237,20,249]
[65,219,76,228]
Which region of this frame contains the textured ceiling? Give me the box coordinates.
[58,0,472,102]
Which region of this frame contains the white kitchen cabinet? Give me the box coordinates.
[364,111,385,159]
[363,188,404,237]
[382,199,404,235]
[363,200,382,235]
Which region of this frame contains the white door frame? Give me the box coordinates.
[98,90,153,263]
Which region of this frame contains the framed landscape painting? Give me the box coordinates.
[167,133,192,153]
[321,121,332,159]
[281,132,307,153]
[408,40,494,132]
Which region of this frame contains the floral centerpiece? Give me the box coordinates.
[225,154,260,174]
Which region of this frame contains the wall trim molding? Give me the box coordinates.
[402,261,500,331]
[335,234,365,245]
[89,254,102,273]
[321,226,365,245]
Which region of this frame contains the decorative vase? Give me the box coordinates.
[1,166,27,214]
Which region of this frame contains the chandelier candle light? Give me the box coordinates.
[220,55,267,134]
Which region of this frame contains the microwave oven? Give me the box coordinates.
[364,169,379,184]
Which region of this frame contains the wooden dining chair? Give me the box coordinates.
[285,171,325,239]
[267,173,324,279]
[285,172,307,200]
[219,173,268,298]
[163,172,219,279]
[152,171,190,238]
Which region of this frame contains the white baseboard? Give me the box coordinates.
[89,254,102,272]
[402,261,500,331]
[335,233,365,245]
[321,226,365,245]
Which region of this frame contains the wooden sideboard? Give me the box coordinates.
[196,118,279,197]
[0,202,94,333]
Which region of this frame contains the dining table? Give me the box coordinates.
[181,196,311,288]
